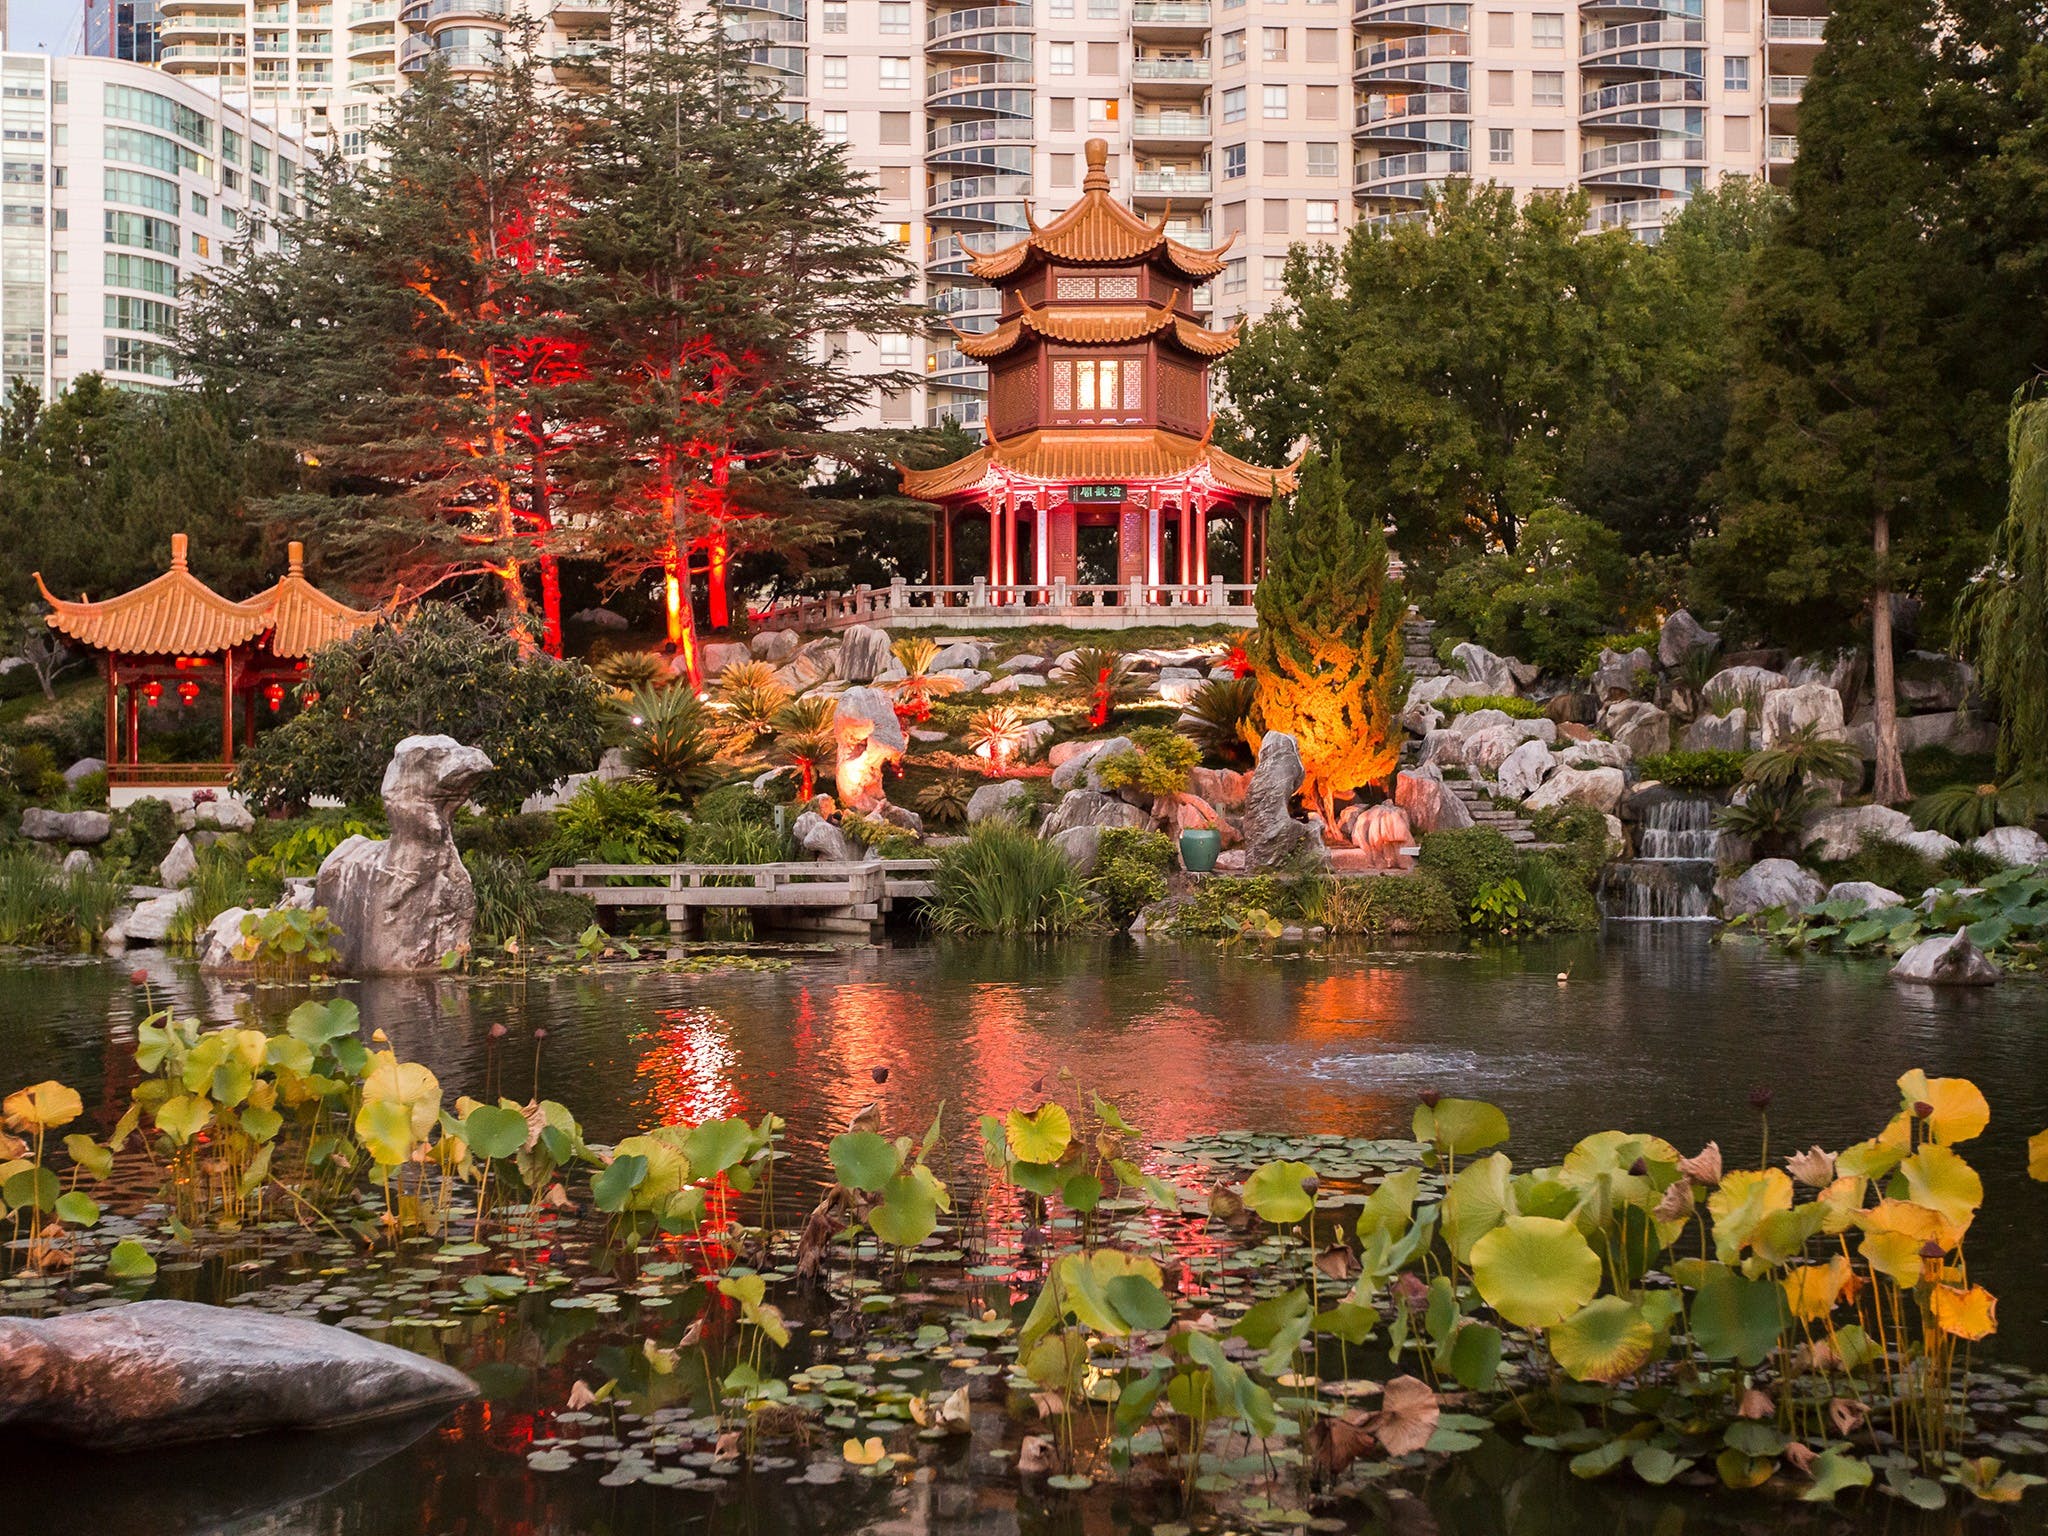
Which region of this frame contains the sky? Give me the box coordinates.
[5,0,78,53]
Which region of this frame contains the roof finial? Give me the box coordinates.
[288,541,305,576]
[170,533,189,571]
[1083,138,1110,193]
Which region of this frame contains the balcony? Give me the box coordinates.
[1767,74,1806,101]
[1360,208,1431,235]
[1581,18,1704,61]
[928,398,986,430]
[159,42,247,61]
[1132,170,1212,203]
[1583,196,1684,235]
[419,0,506,20]
[931,171,1031,206]
[1580,76,1703,118]
[1766,13,1826,41]
[1353,0,1473,28]
[726,16,806,44]
[1354,148,1468,199]
[1578,0,1702,18]
[551,0,611,18]
[1354,32,1469,76]
[927,4,1033,48]
[927,346,990,387]
[1131,55,1212,90]
[723,0,805,16]
[926,60,1033,104]
[1131,113,1210,143]
[347,30,394,54]
[1131,2,1211,37]
[1581,136,1703,175]
[551,42,608,75]
[1767,133,1797,163]
[349,60,396,79]
[931,287,1002,322]
[1353,90,1469,146]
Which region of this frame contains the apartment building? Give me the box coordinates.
[0,50,306,399]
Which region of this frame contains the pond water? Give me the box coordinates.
[3,931,2046,1535]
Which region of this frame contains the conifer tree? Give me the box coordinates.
[1247,449,1405,828]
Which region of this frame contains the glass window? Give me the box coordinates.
[1088,97,1119,124]
[1724,56,1750,90]
[222,125,244,164]
[190,191,208,215]
[1263,198,1288,233]
[105,168,180,215]
[1531,12,1564,47]
[105,336,176,378]
[1074,358,1125,410]
[823,56,848,89]
[1306,141,1337,177]
[879,57,910,89]
[879,2,909,32]
[1263,256,1286,291]
[1533,70,1565,107]
[1306,85,1338,120]
[1223,258,1246,293]
[1087,0,1117,15]
[1049,0,1072,14]
[1306,200,1338,234]
[1087,41,1117,74]
[1221,30,1245,66]
[105,294,179,335]
[104,126,180,174]
[1223,143,1246,179]
[1050,42,1074,75]
[105,252,180,296]
[105,210,178,254]
[822,110,848,144]
[1222,87,1245,124]
[879,334,912,366]
[1262,84,1287,119]
[822,0,846,31]
[1489,127,1514,164]
[1262,26,1286,60]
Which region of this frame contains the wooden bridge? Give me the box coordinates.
[542,859,939,938]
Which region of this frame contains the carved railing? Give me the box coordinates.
[750,577,1260,632]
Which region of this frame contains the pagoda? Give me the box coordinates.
[903,139,1295,598]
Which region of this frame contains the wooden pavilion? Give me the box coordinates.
[36,534,379,792]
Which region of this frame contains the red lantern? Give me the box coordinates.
[263,682,286,713]
[141,680,163,707]
[302,688,320,707]
[177,680,200,706]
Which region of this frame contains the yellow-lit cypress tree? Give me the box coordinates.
[1247,448,1405,828]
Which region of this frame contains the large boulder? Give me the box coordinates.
[792,810,859,862]
[1048,824,1104,876]
[1557,738,1632,772]
[1496,739,1556,800]
[159,834,199,889]
[1189,766,1247,812]
[1702,665,1790,710]
[935,667,991,693]
[985,673,1049,695]
[1341,802,1413,868]
[1896,827,1960,862]
[1523,765,1626,815]
[1593,646,1654,702]
[192,797,255,834]
[1971,826,2048,869]
[1847,711,1996,760]
[1760,683,1846,749]
[1890,931,2001,987]
[1682,708,1747,752]
[197,905,260,970]
[314,736,492,975]
[1450,642,1518,695]
[1787,649,1863,704]
[838,624,892,684]
[1601,700,1671,760]
[1243,732,1332,872]
[120,889,190,945]
[750,628,800,663]
[1082,739,1141,791]
[930,641,984,671]
[0,1299,476,1449]
[966,779,1031,825]
[1825,880,1905,912]
[701,640,753,677]
[832,687,906,814]
[1896,651,1973,713]
[1718,858,1825,917]
[1049,738,1126,789]
[1040,789,1150,839]
[19,807,112,845]
[1462,719,1558,774]
[63,756,105,785]
[1395,769,1474,834]
[1803,803,1914,862]
[1658,610,1720,670]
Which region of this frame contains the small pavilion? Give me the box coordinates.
[36,534,379,793]
[903,139,1295,598]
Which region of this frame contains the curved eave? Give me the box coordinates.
[35,568,273,656]
[246,575,381,659]
[956,303,1241,360]
[965,204,1231,282]
[899,428,1294,503]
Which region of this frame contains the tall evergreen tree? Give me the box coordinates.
[1698,0,2048,802]
[1247,449,1405,829]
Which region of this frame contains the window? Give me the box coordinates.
[1263,140,1287,175]
[1533,70,1565,107]
[1052,152,1075,187]
[104,126,180,174]
[1306,199,1338,234]
[1532,129,1565,164]
[1087,0,1117,15]
[1088,97,1119,124]
[1223,258,1246,293]
[1263,198,1288,233]
[1087,41,1117,74]
[1222,87,1246,123]
[1221,29,1244,66]
[1262,84,1287,119]
[1306,27,1338,62]
[879,2,909,32]
[879,334,912,367]
[878,165,910,199]
[823,55,847,89]
[880,57,910,89]
[1724,56,1750,91]
[190,190,208,215]
[1222,200,1246,236]
[191,231,210,257]
[880,389,911,423]
[106,209,178,254]
[822,0,846,31]
[1306,85,1338,120]
[105,294,178,336]
[1049,0,1071,14]
[105,252,179,296]
[105,168,179,215]
[1051,357,1135,413]
[1051,98,1075,132]
[1222,143,1246,179]
[1532,12,1564,47]
[1050,41,1074,75]
[1306,141,1337,177]
[1262,26,1286,60]
[1488,69,1513,106]
[251,144,270,177]
[105,336,175,378]
[880,112,912,144]
[822,110,847,143]
[1487,10,1512,45]
[221,126,243,164]
[1725,114,1752,153]
[1724,0,1750,30]
[1489,127,1514,164]
[1263,256,1286,291]
[105,85,211,149]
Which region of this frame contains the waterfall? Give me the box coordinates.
[1601,796,1722,923]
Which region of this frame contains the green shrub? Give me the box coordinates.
[1635,750,1749,793]
[693,783,776,828]
[220,906,345,970]
[1093,827,1175,924]
[929,819,1101,935]
[540,778,689,869]
[1303,872,1461,935]
[1525,803,1611,887]
[168,842,258,945]
[1438,694,1546,721]
[7,740,65,801]
[1515,853,1600,931]
[1095,728,1202,797]
[64,770,108,809]
[1428,506,1637,675]
[1583,630,1661,674]
[1910,774,2045,841]
[1178,677,1257,768]
[454,812,557,864]
[0,849,125,947]
[1902,745,1999,795]
[1820,836,1944,899]
[684,816,792,865]
[913,777,974,827]
[1155,874,1294,937]
[101,797,180,880]
[1941,844,2004,882]
[840,815,920,859]
[465,850,595,946]
[245,815,379,884]
[620,684,720,806]
[1416,826,1521,910]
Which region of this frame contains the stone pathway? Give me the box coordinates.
[1402,612,1443,680]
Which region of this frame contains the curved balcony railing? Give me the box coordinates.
[1354,32,1468,73]
[1767,75,1806,102]
[931,287,1002,320]
[1360,208,1432,234]
[931,198,1033,228]
[926,60,1033,100]
[1583,196,1684,233]
[928,399,987,430]
[1131,56,1211,81]
[927,346,991,386]
[1581,18,1703,57]
[347,2,394,20]
[551,43,607,70]
[927,5,1033,44]
[1131,2,1211,26]
[1578,0,1700,18]
[1352,0,1470,26]
[1131,113,1211,139]
[1580,76,1702,116]
[551,0,609,15]
[347,31,395,55]
[928,116,1034,151]
[1767,133,1798,163]
[1581,136,1702,174]
[1355,149,1468,195]
[740,44,806,77]
[159,42,247,61]
[725,0,805,15]
[1133,171,1213,196]
[725,16,806,43]
[1355,90,1468,128]
[927,142,1032,178]
[931,172,1032,206]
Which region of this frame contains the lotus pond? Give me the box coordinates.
[5,931,2048,1536]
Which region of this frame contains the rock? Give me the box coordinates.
[1046,739,1095,768]
[1787,649,1863,704]
[838,624,892,684]
[1593,646,1654,701]
[833,687,906,758]
[1846,711,1996,759]
[1083,739,1141,790]
[1702,665,1789,710]
[1543,691,1599,726]
[985,673,1049,694]
[1189,766,1247,812]
[909,728,947,744]
[1825,880,1905,912]
[1345,802,1413,867]
[1896,651,1973,713]
[750,628,800,663]
[314,736,492,975]
[1558,738,1631,771]
[159,835,198,889]
[1895,828,1960,862]
[930,642,984,671]
[702,641,754,677]
[1497,740,1556,800]
[831,687,907,814]
[1658,610,1720,670]
[772,652,831,692]
[192,796,254,833]
[19,807,112,845]
[1803,804,1915,862]
[1040,789,1151,839]
[61,849,92,876]
[1017,720,1056,759]
[1451,642,1518,694]
[1601,700,1671,759]
[1407,674,1491,711]
[280,877,317,910]
[1970,826,2048,869]
[1166,792,1237,844]
[63,757,105,785]
[570,606,630,629]
[198,905,259,970]
[967,779,1031,825]
[1243,732,1332,872]
[1558,721,1595,742]
[1523,765,1627,815]
[935,668,991,692]
[1462,719,1558,774]
[0,1299,477,1449]
[1156,669,1203,705]
[1049,738,1120,788]
[1760,683,1846,749]
[792,811,858,862]
[1602,813,1628,857]
[999,653,1051,673]
[1682,708,1747,752]
[122,890,190,944]
[1048,824,1103,875]
[1395,770,1474,833]
[1890,931,2001,986]
[1718,858,1826,917]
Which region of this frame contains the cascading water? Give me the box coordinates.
[1601,795,1722,922]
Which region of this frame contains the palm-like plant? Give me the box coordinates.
[710,660,793,755]
[883,637,963,726]
[1911,774,2046,841]
[1179,677,1258,768]
[1057,644,1141,730]
[770,696,839,802]
[593,650,672,694]
[1742,725,1863,794]
[914,776,975,827]
[1716,783,1831,861]
[963,704,1030,776]
[619,685,720,805]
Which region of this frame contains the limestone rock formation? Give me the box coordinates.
[1657,609,1720,669]
[1497,739,1555,800]
[750,628,800,663]
[967,779,1031,825]
[1824,881,1904,912]
[314,735,492,975]
[1040,789,1151,839]
[1702,665,1789,710]
[700,640,753,677]
[792,810,860,862]
[831,687,906,814]
[159,834,198,889]
[1759,682,1846,749]
[1803,804,1914,863]
[1522,765,1626,815]
[1682,709,1747,752]
[1450,642,1517,694]
[1601,700,1671,759]
[1592,646,1653,701]
[1971,826,2048,869]
[1718,858,1826,917]
[838,624,892,684]
[1890,931,2001,986]
[1395,769,1474,833]
[19,808,111,845]
[1243,732,1332,872]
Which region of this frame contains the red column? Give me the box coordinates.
[943,510,954,586]
[1194,505,1208,588]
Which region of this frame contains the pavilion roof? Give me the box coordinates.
[955,300,1241,361]
[900,426,1295,503]
[966,139,1231,283]
[245,543,381,658]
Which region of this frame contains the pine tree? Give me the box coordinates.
[1247,449,1405,829]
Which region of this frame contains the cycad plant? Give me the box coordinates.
[593,650,672,695]
[1911,773,2045,841]
[914,776,975,827]
[620,684,720,805]
[1059,645,1141,730]
[709,660,792,755]
[1717,725,1861,858]
[964,704,1030,776]
[883,637,963,726]
[1178,677,1258,768]
[770,696,839,802]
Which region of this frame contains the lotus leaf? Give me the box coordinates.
[1508,1172,1578,1222]
[355,1097,417,1167]
[1355,1168,1421,1243]
[1242,1159,1318,1224]
[1061,1172,1102,1213]
[154,1093,213,1146]
[4,1164,57,1214]
[829,1130,901,1192]
[1316,1302,1378,1346]
[362,1052,442,1139]
[1042,1249,1167,1339]
[287,998,360,1045]
[1470,1216,1601,1329]
[1706,1168,1793,1262]
[1688,1266,1785,1365]
[1801,1450,1873,1503]
[1750,1200,1830,1265]
[3,1080,83,1133]
[1632,1445,1693,1486]
[1006,1103,1073,1164]
[591,1151,649,1212]
[1024,1329,1089,1394]
[1569,1437,1633,1479]
[1950,1456,2046,1503]
[1900,1144,1982,1233]
[63,1134,112,1179]
[1897,1070,1989,1145]
[869,1171,941,1248]
[682,1117,756,1179]
[609,1134,690,1211]
[1186,1330,1279,1437]
[1549,1296,1655,1383]
[239,1103,283,1143]
[1443,1152,1516,1263]
[1104,1273,1174,1332]
[1716,1448,1775,1489]
[1113,1369,1165,1434]
[463,1103,530,1161]
[1838,1114,1910,1179]
[1815,1174,1865,1234]
[1443,1320,1501,1390]
[54,1189,98,1227]
[1413,1097,1510,1157]
[1561,1129,1679,1190]
[1930,1283,1998,1341]
[105,1238,156,1280]
[1782,1255,1852,1322]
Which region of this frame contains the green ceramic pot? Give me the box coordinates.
[1179,828,1222,874]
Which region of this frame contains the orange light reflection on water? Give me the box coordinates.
[635,1005,743,1126]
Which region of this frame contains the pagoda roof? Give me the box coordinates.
[967,139,1231,282]
[955,299,1241,361]
[36,534,379,658]
[901,426,1295,503]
